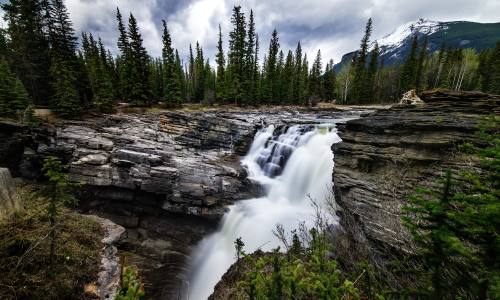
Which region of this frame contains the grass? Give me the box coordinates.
[0,185,102,300]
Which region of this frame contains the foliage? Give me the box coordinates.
[1,1,499,114]
[0,186,101,300]
[0,58,31,117]
[115,265,145,300]
[402,115,500,299]
[236,229,376,300]
[34,156,79,271]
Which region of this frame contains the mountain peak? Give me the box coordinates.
[376,19,444,48]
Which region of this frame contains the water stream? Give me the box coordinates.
[187,121,344,300]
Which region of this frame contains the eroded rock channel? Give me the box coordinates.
[3,108,365,299]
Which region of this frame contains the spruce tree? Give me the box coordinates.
[252,35,260,105]
[487,42,500,94]
[400,34,419,94]
[294,42,304,104]
[48,0,82,117]
[366,42,379,102]
[282,50,295,103]
[415,37,428,94]
[243,10,257,106]
[215,24,225,103]
[194,42,206,101]
[264,29,280,103]
[50,55,81,118]
[403,172,470,298]
[276,50,284,102]
[173,50,185,106]
[187,44,195,101]
[478,49,493,93]
[300,54,309,106]
[309,50,323,105]
[116,7,130,100]
[127,13,151,106]
[82,34,114,113]
[161,20,177,107]
[226,5,246,104]
[0,58,30,117]
[351,18,372,103]
[50,0,77,61]
[323,59,336,101]
[2,0,52,105]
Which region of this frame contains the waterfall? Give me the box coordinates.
[187,123,342,300]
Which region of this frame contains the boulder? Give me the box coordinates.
[399,89,424,105]
[0,168,23,220]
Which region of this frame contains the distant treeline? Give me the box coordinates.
[1,1,500,119]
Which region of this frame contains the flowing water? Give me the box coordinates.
[187,120,344,300]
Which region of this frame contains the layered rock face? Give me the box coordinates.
[27,111,266,218]
[333,90,499,256]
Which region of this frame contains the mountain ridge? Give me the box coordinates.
[335,19,500,70]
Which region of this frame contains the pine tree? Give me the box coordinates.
[478,49,493,93]
[415,37,428,94]
[309,50,323,105]
[300,54,309,106]
[50,0,77,61]
[243,9,257,106]
[0,58,30,117]
[203,59,215,104]
[48,0,82,117]
[194,42,205,101]
[294,42,304,104]
[351,18,372,103]
[161,20,177,107]
[173,50,185,106]
[127,13,151,105]
[400,34,419,94]
[50,55,81,118]
[282,50,295,103]
[35,157,78,273]
[486,42,500,94]
[226,5,246,104]
[215,24,225,103]
[403,171,471,298]
[264,29,280,103]
[252,35,260,105]
[276,50,284,102]
[366,42,379,102]
[2,0,52,105]
[323,59,336,101]
[116,7,130,100]
[75,50,92,107]
[82,34,114,113]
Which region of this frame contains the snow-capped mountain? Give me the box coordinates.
[335,19,500,70]
[375,19,445,57]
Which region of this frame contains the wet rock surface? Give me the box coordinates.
[333,90,499,256]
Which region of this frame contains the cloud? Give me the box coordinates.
[3,0,499,67]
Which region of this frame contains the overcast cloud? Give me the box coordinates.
[2,0,500,65]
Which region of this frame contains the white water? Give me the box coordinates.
[187,123,342,300]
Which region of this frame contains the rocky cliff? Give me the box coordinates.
[333,90,499,257]
[24,111,264,219]
[4,108,346,299]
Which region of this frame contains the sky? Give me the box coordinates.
[1,0,500,65]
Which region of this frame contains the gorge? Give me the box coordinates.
[0,90,498,299]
